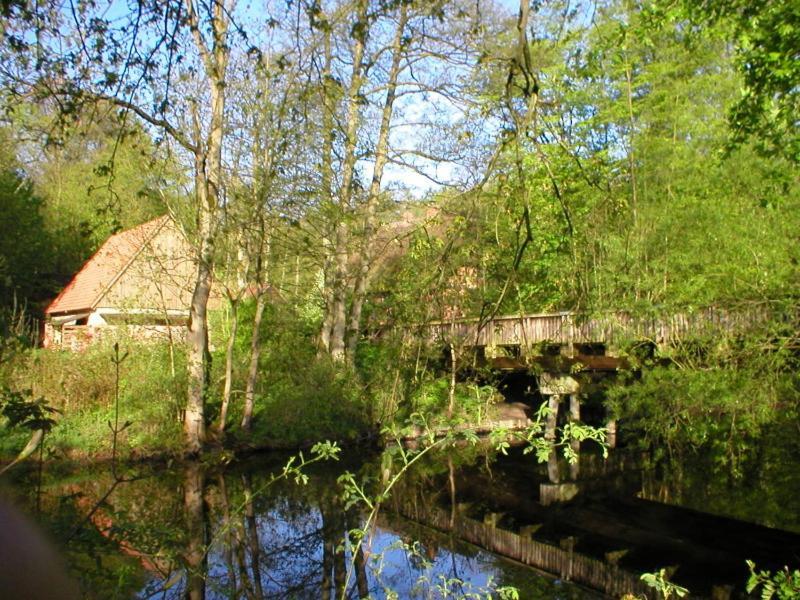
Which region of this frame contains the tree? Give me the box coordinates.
[656,0,800,163]
[19,107,169,280]
[0,128,55,312]
[1,0,234,453]
[311,0,500,365]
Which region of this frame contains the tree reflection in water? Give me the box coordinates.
[6,438,797,599]
[0,448,596,599]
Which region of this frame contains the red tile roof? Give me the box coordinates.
[45,216,170,316]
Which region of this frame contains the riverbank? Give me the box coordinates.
[0,405,536,471]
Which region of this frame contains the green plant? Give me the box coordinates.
[497,400,609,464]
[337,407,607,599]
[0,385,58,474]
[640,569,688,599]
[747,560,800,600]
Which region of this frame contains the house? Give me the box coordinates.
[43,215,198,350]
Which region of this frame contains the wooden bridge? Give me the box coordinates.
[422,306,762,352]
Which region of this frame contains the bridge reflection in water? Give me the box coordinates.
[385,446,800,600]
[384,500,651,598]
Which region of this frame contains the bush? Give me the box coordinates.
[1,339,185,460]
[406,376,500,428]
[243,359,371,447]
[606,365,798,472]
[211,300,376,447]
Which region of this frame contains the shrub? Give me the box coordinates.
[1,339,185,460]
[606,365,798,473]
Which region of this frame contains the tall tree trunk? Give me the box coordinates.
[241,232,270,431]
[186,200,214,454]
[217,474,238,599]
[243,474,265,599]
[328,224,349,363]
[183,462,207,600]
[218,296,238,433]
[346,3,409,362]
[624,59,638,225]
[318,26,336,356]
[183,0,229,454]
[349,511,370,599]
[326,0,368,364]
[447,342,457,419]
[320,500,335,600]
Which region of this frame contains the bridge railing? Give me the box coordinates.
[422,306,768,348]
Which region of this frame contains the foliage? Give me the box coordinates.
[511,400,609,464]
[337,411,606,598]
[747,560,800,600]
[655,0,800,162]
[211,299,375,446]
[0,299,37,368]
[372,538,520,599]
[25,114,169,278]
[0,387,58,433]
[640,568,689,599]
[0,130,57,310]
[606,364,797,473]
[0,0,795,465]
[1,340,185,460]
[408,377,500,427]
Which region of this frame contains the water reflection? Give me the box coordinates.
[0,436,798,599]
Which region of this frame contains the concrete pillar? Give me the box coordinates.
[545,394,560,441]
[606,417,617,449]
[568,394,581,422]
[547,450,560,483]
[569,394,581,480]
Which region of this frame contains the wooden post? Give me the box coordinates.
[483,512,503,527]
[711,585,733,600]
[560,536,576,581]
[519,524,542,537]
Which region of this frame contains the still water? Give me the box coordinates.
[1,433,799,599]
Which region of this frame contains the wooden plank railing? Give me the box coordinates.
[422,306,766,348]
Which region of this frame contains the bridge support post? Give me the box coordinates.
[545,393,560,442]
[568,394,580,422]
[606,417,617,448]
[547,450,560,483]
[568,394,581,480]
[559,536,577,581]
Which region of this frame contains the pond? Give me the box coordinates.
[1,430,799,599]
